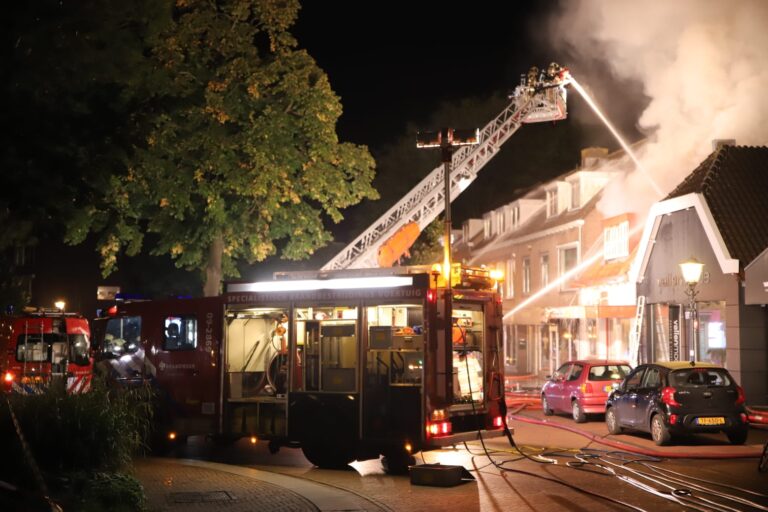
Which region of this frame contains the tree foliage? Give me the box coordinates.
[401,218,443,266]
[66,0,377,295]
[2,0,168,305]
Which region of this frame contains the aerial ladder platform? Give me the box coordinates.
[322,64,571,271]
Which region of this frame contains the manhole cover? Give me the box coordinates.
[169,491,235,503]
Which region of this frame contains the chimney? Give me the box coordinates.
[712,139,736,151]
[580,147,609,168]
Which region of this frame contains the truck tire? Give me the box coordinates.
[301,440,354,469]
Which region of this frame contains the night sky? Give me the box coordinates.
[18,1,652,311]
[293,1,567,147]
[290,1,648,230]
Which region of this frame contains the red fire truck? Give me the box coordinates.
[1,309,93,395]
[92,265,507,471]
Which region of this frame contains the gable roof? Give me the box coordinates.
[666,145,768,265]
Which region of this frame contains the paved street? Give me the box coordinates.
[134,407,768,512]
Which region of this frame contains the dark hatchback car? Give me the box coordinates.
[605,361,749,446]
[541,360,632,423]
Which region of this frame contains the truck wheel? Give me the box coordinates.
[301,441,354,469]
[381,448,416,475]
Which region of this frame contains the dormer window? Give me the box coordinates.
[546,189,558,217]
[570,179,581,209]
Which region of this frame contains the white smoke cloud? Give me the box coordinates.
[549,0,768,216]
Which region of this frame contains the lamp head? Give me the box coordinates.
[679,257,704,285]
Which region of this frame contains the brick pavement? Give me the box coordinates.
[134,458,388,512]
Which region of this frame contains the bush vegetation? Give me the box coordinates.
[0,377,153,511]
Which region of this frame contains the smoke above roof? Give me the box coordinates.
[548,0,768,217]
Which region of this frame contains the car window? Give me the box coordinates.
[554,363,571,380]
[670,368,732,387]
[568,364,584,381]
[588,365,631,381]
[624,367,645,391]
[641,367,662,389]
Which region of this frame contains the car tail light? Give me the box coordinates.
[580,382,593,394]
[735,385,746,405]
[426,420,452,438]
[661,386,682,407]
[493,416,504,428]
[669,414,678,425]
[740,413,748,424]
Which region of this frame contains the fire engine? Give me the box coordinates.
[1,309,93,395]
[93,63,570,471]
[93,265,506,471]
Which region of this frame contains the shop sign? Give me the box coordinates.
[669,305,681,361]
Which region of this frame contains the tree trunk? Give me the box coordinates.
[203,235,224,297]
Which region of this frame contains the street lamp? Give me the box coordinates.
[54,300,66,312]
[417,127,479,404]
[416,128,479,285]
[679,257,704,362]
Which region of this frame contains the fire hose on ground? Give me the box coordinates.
[505,392,767,460]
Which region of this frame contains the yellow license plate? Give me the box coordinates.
[697,417,725,425]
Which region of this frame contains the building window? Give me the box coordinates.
[522,257,531,294]
[546,189,558,217]
[558,244,579,290]
[570,180,581,209]
[505,258,515,298]
[483,215,492,239]
[512,206,520,228]
[604,220,629,260]
[541,253,549,288]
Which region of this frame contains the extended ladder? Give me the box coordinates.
[628,295,645,366]
[322,72,569,271]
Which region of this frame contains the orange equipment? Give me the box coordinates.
[377,222,421,267]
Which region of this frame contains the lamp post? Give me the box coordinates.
[416,128,480,285]
[417,128,479,402]
[679,257,704,362]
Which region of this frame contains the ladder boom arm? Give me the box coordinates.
[323,73,568,271]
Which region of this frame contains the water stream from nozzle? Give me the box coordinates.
[567,76,664,197]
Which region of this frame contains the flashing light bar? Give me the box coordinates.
[229,276,414,293]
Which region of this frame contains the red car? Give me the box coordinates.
[541,360,632,423]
